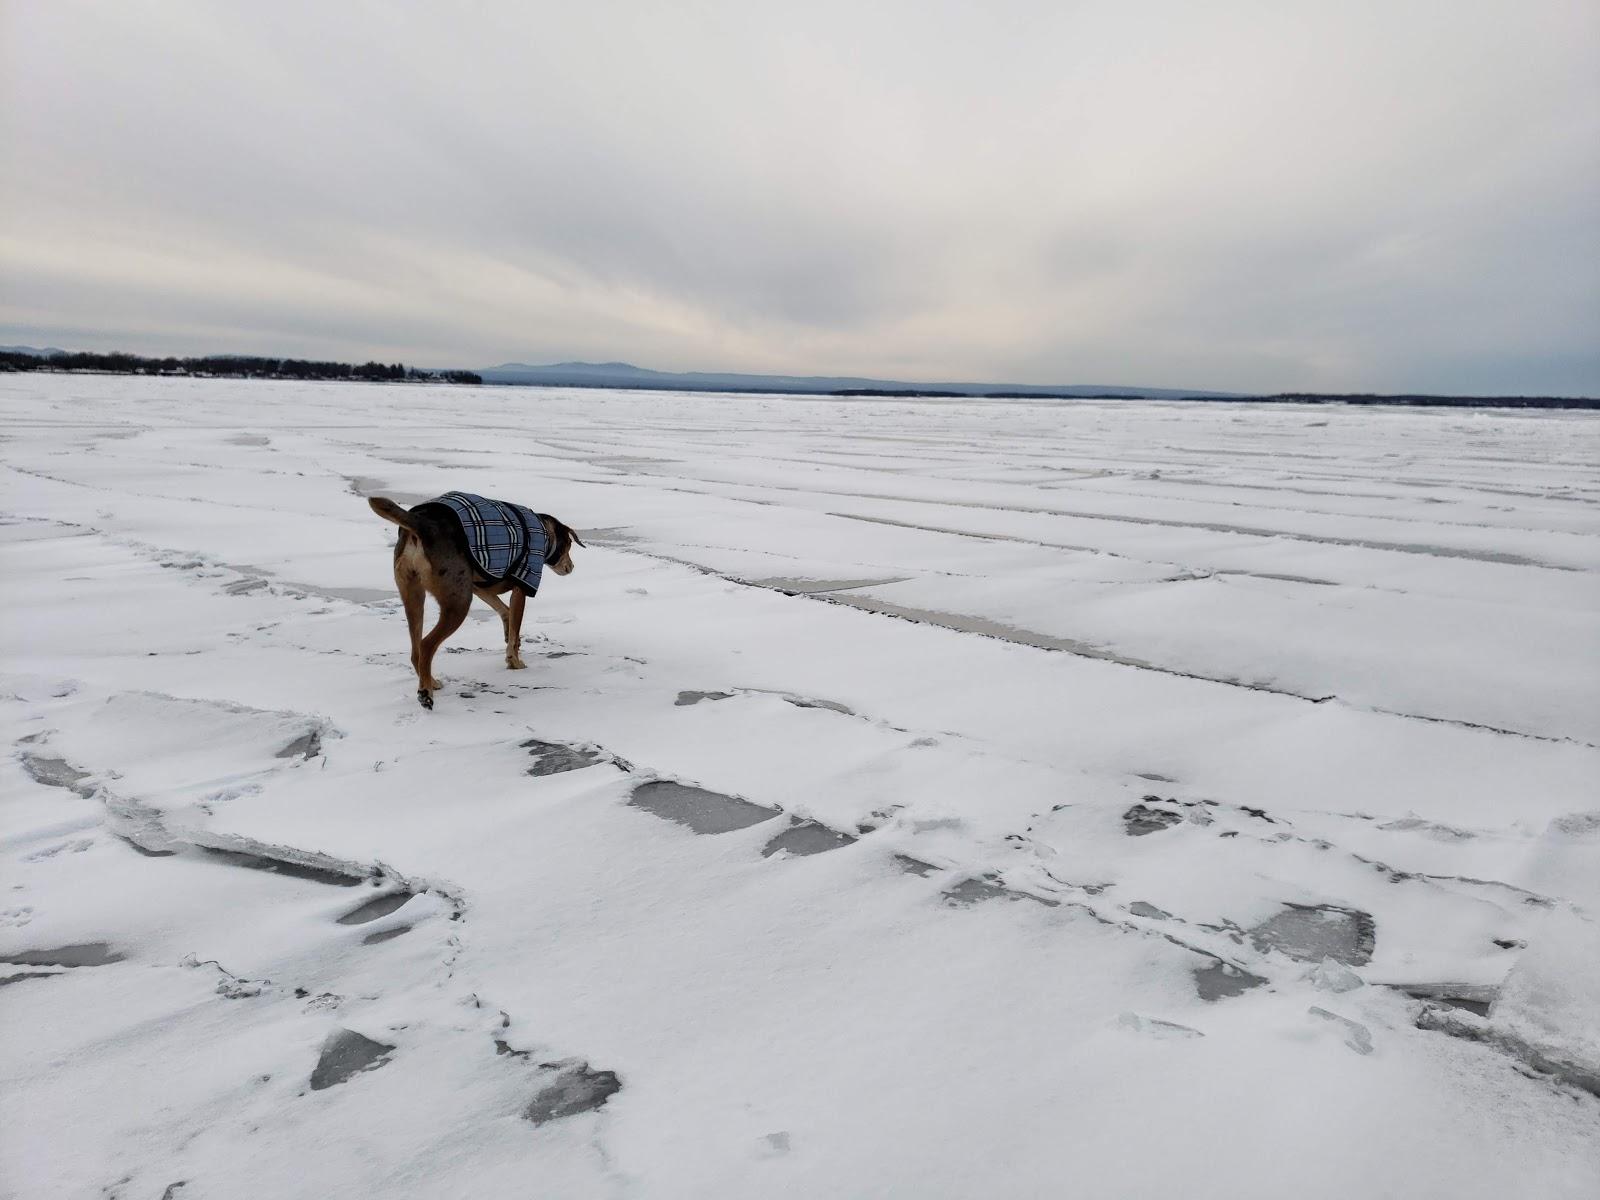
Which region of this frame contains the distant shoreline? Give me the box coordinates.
[4,349,1594,408]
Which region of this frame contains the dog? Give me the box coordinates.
[368,492,583,708]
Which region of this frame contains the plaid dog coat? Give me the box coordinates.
[431,491,550,595]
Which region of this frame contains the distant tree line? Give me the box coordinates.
[0,349,482,386]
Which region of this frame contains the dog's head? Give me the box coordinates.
[540,514,585,576]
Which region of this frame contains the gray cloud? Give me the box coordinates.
[3,0,1597,392]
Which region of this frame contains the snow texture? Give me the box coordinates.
[2,376,1598,1197]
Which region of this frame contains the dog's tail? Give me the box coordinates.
[368,496,419,531]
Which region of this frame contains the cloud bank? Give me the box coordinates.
[3,0,1597,392]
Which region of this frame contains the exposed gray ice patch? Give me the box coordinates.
[628,780,781,834]
[761,820,858,858]
[1249,903,1375,966]
[2,942,125,967]
[521,738,605,776]
[19,752,93,795]
[309,1028,396,1090]
[1194,961,1268,1001]
[0,971,61,987]
[777,694,855,716]
[199,846,363,887]
[284,582,394,605]
[343,476,428,507]
[1129,901,1173,920]
[749,575,910,594]
[337,891,414,925]
[1398,983,1497,1017]
[893,854,940,877]
[275,730,322,760]
[943,876,1012,905]
[675,690,734,706]
[941,875,1060,908]
[524,1062,623,1124]
[361,927,411,945]
[1123,802,1183,836]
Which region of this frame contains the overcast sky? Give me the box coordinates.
[3,1,1597,393]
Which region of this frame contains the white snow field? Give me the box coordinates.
[3,374,1598,1198]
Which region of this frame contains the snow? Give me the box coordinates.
[2,375,1598,1197]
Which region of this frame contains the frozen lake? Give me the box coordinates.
[3,375,1598,1197]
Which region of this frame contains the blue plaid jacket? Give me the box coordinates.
[432,491,549,595]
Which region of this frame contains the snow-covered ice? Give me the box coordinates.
[2,375,1598,1197]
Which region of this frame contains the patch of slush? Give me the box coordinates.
[309,1029,397,1091]
[627,780,781,834]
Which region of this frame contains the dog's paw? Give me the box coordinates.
[507,658,527,670]
[417,690,434,710]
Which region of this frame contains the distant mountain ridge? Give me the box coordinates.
[478,360,1247,399]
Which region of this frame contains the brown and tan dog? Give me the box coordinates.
[368,496,583,708]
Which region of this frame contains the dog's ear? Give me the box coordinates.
[570,529,586,549]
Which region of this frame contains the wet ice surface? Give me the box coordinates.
[626,780,781,834]
[1249,904,1376,966]
[4,377,1599,1198]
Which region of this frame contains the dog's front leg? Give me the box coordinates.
[507,588,527,669]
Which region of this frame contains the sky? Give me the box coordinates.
[2,1,1598,394]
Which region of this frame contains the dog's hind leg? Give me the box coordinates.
[416,590,471,708]
[397,564,428,691]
